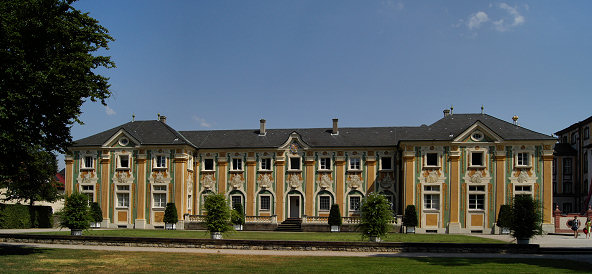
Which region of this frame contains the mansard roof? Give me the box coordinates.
[72,120,194,147]
[71,113,554,149]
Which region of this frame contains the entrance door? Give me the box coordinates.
[289,196,300,218]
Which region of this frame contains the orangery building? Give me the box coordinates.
[65,111,556,233]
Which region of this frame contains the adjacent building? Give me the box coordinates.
[65,111,556,233]
[554,116,592,213]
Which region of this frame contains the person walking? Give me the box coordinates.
[572,216,580,238]
[586,218,592,239]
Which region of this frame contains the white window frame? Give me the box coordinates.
[202,158,215,171]
[423,185,440,210]
[424,152,440,168]
[152,184,167,208]
[117,154,131,170]
[260,158,272,171]
[471,131,484,142]
[469,151,485,168]
[153,155,167,169]
[81,155,95,170]
[349,195,361,212]
[259,195,271,211]
[80,184,94,204]
[231,158,243,171]
[515,152,531,168]
[467,185,486,210]
[380,156,393,171]
[348,157,361,171]
[115,184,130,209]
[319,195,331,212]
[231,195,243,209]
[514,184,534,196]
[319,157,332,171]
[289,157,302,171]
[188,156,194,171]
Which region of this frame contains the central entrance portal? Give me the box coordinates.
[289,196,300,218]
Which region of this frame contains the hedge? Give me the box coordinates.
[0,204,53,228]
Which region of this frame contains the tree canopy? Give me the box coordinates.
[0,0,114,195]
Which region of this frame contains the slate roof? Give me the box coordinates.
[72,114,555,149]
[72,120,193,147]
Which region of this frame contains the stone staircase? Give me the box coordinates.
[276,218,302,232]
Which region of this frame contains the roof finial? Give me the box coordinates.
[481,105,484,114]
[450,105,454,115]
[132,114,135,122]
[157,113,161,120]
[512,115,519,125]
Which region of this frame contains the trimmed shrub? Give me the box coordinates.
[358,193,393,239]
[163,203,178,225]
[510,195,542,240]
[204,194,232,233]
[497,204,512,228]
[328,204,342,227]
[231,203,245,226]
[0,204,53,228]
[403,205,418,227]
[90,202,103,223]
[59,192,92,230]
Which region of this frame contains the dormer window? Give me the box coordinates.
[470,151,484,167]
[117,154,130,169]
[319,157,331,171]
[154,155,167,169]
[203,158,215,171]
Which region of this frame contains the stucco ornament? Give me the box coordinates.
[517,170,529,184]
[81,172,94,184]
[318,174,332,189]
[202,174,215,190]
[116,172,129,184]
[259,174,272,189]
[470,172,483,184]
[288,174,302,189]
[425,170,438,184]
[381,173,394,188]
[230,174,244,189]
[187,176,193,193]
[154,172,166,184]
[347,174,363,189]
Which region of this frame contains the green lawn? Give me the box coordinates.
[0,245,588,273]
[33,229,507,244]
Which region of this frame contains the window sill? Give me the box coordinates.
[259,169,273,172]
[230,169,244,172]
[116,167,131,170]
[202,169,215,172]
[259,209,271,212]
[152,167,167,170]
[318,169,332,172]
[468,165,485,169]
[288,169,302,172]
[515,165,531,168]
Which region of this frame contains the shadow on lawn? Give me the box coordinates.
[398,257,592,271]
[0,244,47,256]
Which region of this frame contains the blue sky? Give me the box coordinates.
[62,0,592,168]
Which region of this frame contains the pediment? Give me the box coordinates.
[102,129,140,148]
[279,131,310,153]
[453,122,502,143]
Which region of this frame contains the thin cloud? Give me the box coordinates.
[192,116,212,128]
[494,3,525,32]
[105,106,116,116]
[468,11,489,30]
[382,0,404,11]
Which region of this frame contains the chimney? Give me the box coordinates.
[159,115,167,124]
[443,109,451,117]
[332,118,339,135]
[259,119,266,136]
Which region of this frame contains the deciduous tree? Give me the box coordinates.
[0,0,115,195]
